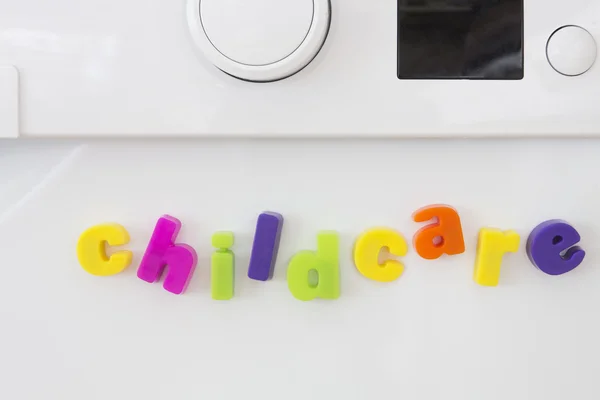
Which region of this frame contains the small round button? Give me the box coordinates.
[546,25,597,76]
[187,0,331,82]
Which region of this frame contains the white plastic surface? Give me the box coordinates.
[200,0,313,66]
[546,25,597,76]
[0,65,19,138]
[1,139,599,400]
[1,0,600,137]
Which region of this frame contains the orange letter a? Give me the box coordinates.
[412,204,465,260]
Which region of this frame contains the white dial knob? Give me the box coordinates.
[187,0,331,82]
[546,25,597,76]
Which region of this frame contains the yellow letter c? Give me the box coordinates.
[353,228,408,282]
[77,223,132,276]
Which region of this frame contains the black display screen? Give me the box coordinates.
[397,0,523,79]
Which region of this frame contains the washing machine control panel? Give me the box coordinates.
[0,0,596,137]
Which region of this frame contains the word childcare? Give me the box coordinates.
[76,205,586,301]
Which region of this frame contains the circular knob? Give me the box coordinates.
[546,25,597,76]
[187,0,331,82]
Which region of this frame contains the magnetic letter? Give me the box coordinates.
[353,227,408,282]
[473,228,520,286]
[287,231,339,301]
[137,215,197,294]
[212,231,234,300]
[77,223,132,276]
[248,212,283,281]
[412,204,465,259]
[526,219,585,276]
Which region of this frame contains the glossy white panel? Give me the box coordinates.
[0,139,599,399]
[0,0,597,136]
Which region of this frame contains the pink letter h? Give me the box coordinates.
[137,215,197,294]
